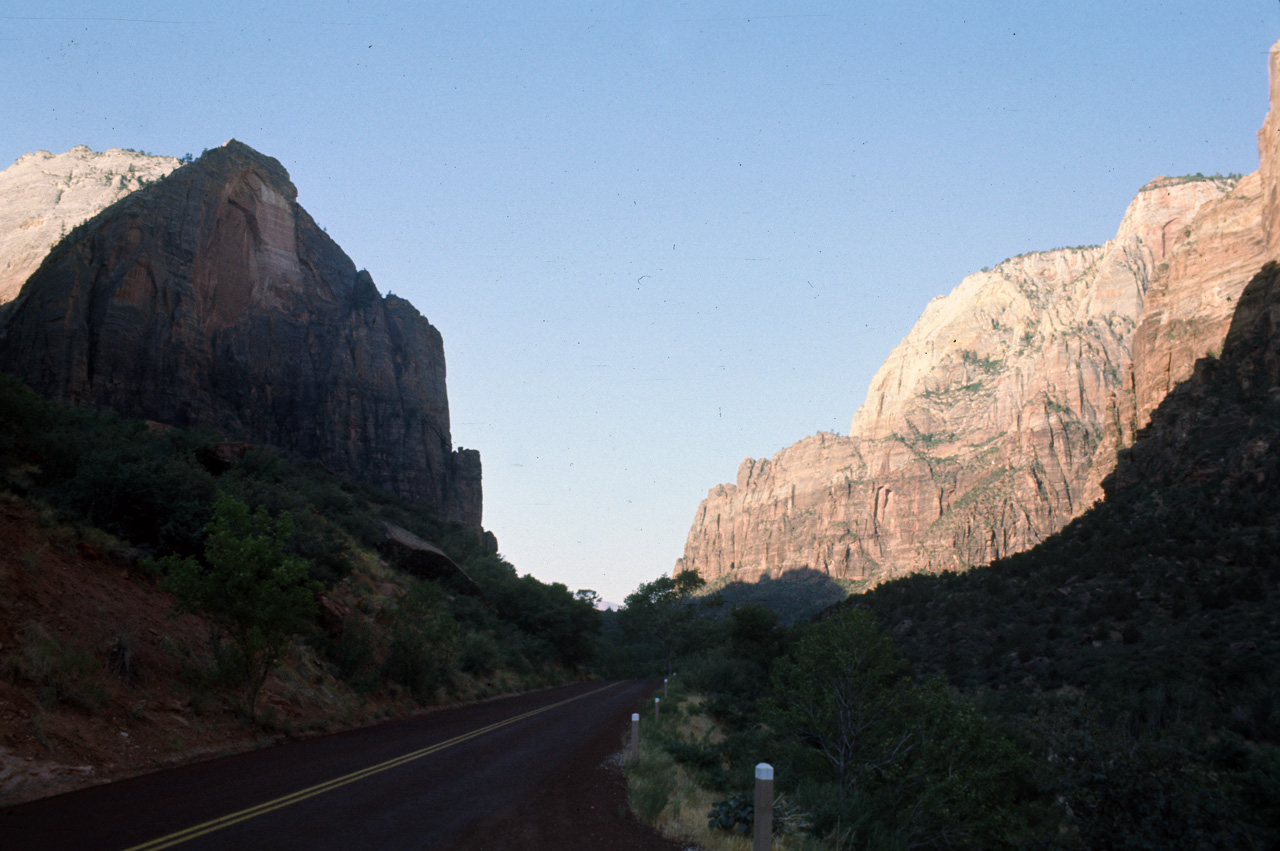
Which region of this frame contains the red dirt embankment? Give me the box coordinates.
[0,501,295,802]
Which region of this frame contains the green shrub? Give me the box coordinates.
[381,582,458,700]
[629,747,676,822]
[707,792,753,834]
[313,616,378,690]
[60,441,215,553]
[158,494,320,716]
[768,608,1024,847]
[631,778,670,822]
[459,631,501,675]
[1028,707,1261,849]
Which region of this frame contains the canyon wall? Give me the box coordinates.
[0,141,482,529]
[676,45,1280,588]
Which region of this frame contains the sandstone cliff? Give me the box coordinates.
[0,141,482,529]
[1108,257,1280,501]
[676,44,1280,589]
[1260,42,1280,253]
[0,146,181,304]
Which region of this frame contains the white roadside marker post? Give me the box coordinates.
[664,677,668,697]
[654,696,660,721]
[754,763,773,851]
[630,713,640,763]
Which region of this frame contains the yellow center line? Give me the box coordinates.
[120,682,619,851]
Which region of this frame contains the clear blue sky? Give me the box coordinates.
[2,2,1277,604]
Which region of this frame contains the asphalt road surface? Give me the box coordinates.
[2,680,664,851]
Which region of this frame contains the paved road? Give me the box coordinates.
[1,680,656,851]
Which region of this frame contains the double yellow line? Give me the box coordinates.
[122,682,619,851]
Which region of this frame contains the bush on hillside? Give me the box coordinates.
[156,493,320,716]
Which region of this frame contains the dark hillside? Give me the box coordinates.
[0,375,602,803]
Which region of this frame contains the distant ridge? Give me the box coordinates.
[0,145,181,305]
[676,43,1280,594]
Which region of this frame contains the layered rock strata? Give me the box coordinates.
[677,44,1280,588]
[0,141,482,529]
[1108,258,1280,500]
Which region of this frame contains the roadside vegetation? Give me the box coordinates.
[609,548,1279,849]
[627,679,815,851]
[604,593,1042,850]
[0,373,602,733]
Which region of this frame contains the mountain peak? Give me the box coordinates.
[0,142,483,529]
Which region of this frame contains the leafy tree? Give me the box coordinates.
[474,555,602,669]
[158,493,320,716]
[768,608,1022,848]
[617,569,710,675]
[0,374,216,551]
[61,439,215,553]
[768,608,912,798]
[727,603,786,670]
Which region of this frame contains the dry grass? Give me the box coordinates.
[625,692,815,851]
[0,621,108,711]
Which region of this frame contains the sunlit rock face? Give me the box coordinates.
[1260,42,1280,255]
[0,146,181,305]
[0,140,482,529]
[676,40,1280,589]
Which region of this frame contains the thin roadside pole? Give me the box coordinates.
[630,713,640,763]
[754,762,773,851]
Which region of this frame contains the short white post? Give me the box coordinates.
[630,713,640,763]
[654,696,660,721]
[753,763,773,851]
[664,677,669,697]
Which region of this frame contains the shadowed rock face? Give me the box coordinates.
[676,41,1280,590]
[0,140,482,529]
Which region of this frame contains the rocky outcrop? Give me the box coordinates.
[1124,173,1268,434]
[0,141,482,529]
[1129,38,1280,439]
[0,146,180,305]
[1261,42,1280,253]
[676,42,1280,589]
[1108,259,1280,500]
[380,522,483,596]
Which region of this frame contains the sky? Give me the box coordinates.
[2,2,1278,605]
